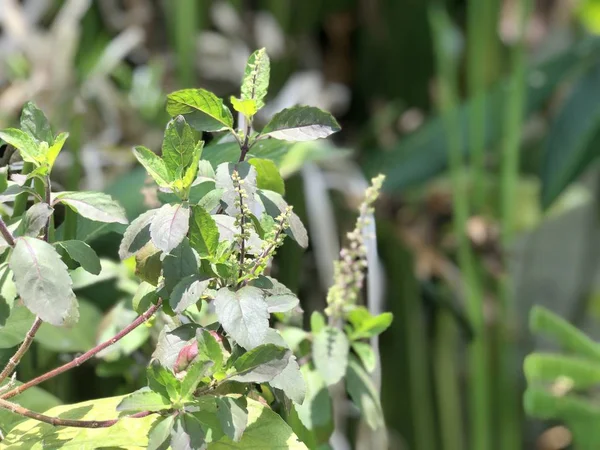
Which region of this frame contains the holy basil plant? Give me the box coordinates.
[0,49,391,449]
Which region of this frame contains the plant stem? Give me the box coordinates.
[1,298,163,400]
[43,175,51,241]
[12,162,33,218]
[430,5,491,450]
[0,398,152,428]
[0,318,42,385]
[0,217,15,248]
[498,1,532,449]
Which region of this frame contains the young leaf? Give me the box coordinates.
[312,326,349,386]
[230,97,258,117]
[46,132,68,168]
[15,202,53,237]
[241,48,270,109]
[167,89,234,132]
[150,203,190,253]
[148,361,180,402]
[119,208,158,259]
[0,129,44,164]
[196,328,224,375]
[189,205,219,258]
[216,397,248,442]
[346,356,385,430]
[258,190,308,248]
[214,287,269,349]
[117,387,171,413]
[56,240,102,275]
[352,341,376,373]
[148,415,175,450]
[260,106,341,141]
[53,191,128,224]
[169,275,211,313]
[9,237,78,326]
[20,102,53,144]
[230,343,290,383]
[162,116,196,178]
[347,307,393,340]
[181,141,204,191]
[171,413,207,450]
[248,158,285,195]
[181,360,213,399]
[133,146,172,188]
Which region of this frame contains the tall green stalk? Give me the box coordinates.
[170,0,201,87]
[498,1,533,449]
[429,5,491,450]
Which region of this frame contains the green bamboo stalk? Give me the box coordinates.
[434,309,465,450]
[171,0,200,87]
[429,5,491,450]
[498,1,533,449]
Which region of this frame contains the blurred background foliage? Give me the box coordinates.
[1,0,600,449]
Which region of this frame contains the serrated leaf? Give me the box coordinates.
[189,205,219,257]
[258,189,308,248]
[0,129,44,165]
[171,413,207,450]
[119,208,159,259]
[213,214,262,255]
[150,203,190,253]
[9,237,78,326]
[249,158,285,195]
[352,341,376,373]
[167,89,234,132]
[117,387,171,413]
[152,324,199,370]
[197,328,224,375]
[162,238,199,292]
[53,191,128,224]
[230,343,290,383]
[216,397,248,442]
[16,202,53,237]
[162,116,196,178]
[230,97,258,117]
[214,287,269,349]
[347,307,393,340]
[260,106,340,141]
[20,102,53,144]
[57,240,101,275]
[241,48,270,110]
[346,356,384,430]
[148,415,176,450]
[313,326,349,386]
[133,145,172,188]
[215,162,261,217]
[181,360,213,399]
[148,360,180,402]
[270,355,306,405]
[170,275,211,313]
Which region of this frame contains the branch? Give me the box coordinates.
[0,397,152,428]
[43,175,51,240]
[0,216,15,247]
[0,318,42,384]
[1,298,163,400]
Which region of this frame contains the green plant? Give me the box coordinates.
[0,49,390,449]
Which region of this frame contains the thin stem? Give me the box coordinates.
[430,5,491,450]
[43,175,51,241]
[498,1,532,450]
[1,298,163,400]
[0,217,15,247]
[12,162,33,218]
[238,118,252,163]
[0,398,152,428]
[0,318,42,385]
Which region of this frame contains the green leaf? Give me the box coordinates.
[313,326,349,386]
[135,242,162,285]
[260,106,341,141]
[294,364,333,432]
[213,214,263,255]
[347,307,393,340]
[171,413,207,450]
[9,236,78,326]
[150,203,190,253]
[230,343,290,383]
[133,146,172,188]
[53,191,128,224]
[148,415,176,450]
[216,396,248,442]
[152,324,198,370]
[241,48,270,110]
[231,97,258,117]
[119,208,158,259]
[189,205,219,257]
[46,132,68,168]
[352,341,377,373]
[269,352,306,405]
[529,305,600,361]
[248,158,285,195]
[346,356,384,430]
[0,128,44,165]
[214,287,269,349]
[260,278,299,313]
[148,360,180,402]
[524,352,600,389]
[15,202,53,237]
[310,311,326,334]
[20,101,53,144]
[541,61,600,208]
[117,387,171,413]
[0,263,17,328]
[162,115,196,178]
[181,360,213,399]
[170,275,211,313]
[57,240,101,275]
[167,89,234,132]
[215,162,260,217]
[162,238,199,292]
[197,328,224,375]
[0,166,8,194]
[181,141,204,192]
[0,304,34,348]
[259,190,308,248]
[524,386,600,421]
[133,281,159,314]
